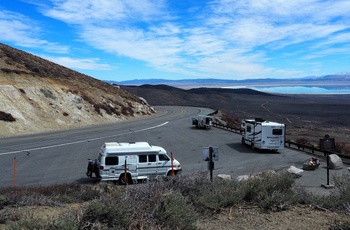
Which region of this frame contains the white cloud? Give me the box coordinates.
[45,0,166,24]
[42,55,113,70]
[0,10,68,53]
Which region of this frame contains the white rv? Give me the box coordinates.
[192,115,213,129]
[241,118,285,151]
[89,142,182,184]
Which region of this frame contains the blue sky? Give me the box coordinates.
[1,0,350,81]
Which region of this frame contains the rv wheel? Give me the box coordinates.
[251,143,255,149]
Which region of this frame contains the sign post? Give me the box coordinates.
[203,146,219,182]
[209,147,213,181]
[124,158,127,186]
[319,134,335,189]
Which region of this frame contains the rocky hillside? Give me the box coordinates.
[0,43,155,137]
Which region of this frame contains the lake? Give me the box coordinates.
[222,85,350,94]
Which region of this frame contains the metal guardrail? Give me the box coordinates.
[212,122,350,164]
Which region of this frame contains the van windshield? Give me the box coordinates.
[159,154,170,161]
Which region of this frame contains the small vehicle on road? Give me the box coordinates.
[192,115,213,129]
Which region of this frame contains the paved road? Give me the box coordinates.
[0,106,348,190]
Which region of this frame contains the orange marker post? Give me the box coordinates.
[13,154,16,187]
[171,152,175,176]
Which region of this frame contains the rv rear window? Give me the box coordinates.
[273,129,283,135]
[247,126,251,132]
[105,157,118,165]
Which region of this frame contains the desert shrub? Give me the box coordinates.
[98,103,118,116]
[1,68,12,73]
[81,93,119,116]
[125,179,198,229]
[239,171,298,210]
[40,88,56,100]
[7,208,81,230]
[302,174,350,211]
[333,174,350,204]
[121,105,134,116]
[329,221,350,230]
[0,184,101,207]
[127,102,134,108]
[335,142,350,156]
[81,94,103,115]
[0,207,21,224]
[0,111,16,122]
[192,179,243,212]
[221,111,240,129]
[81,93,95,105]
[166,172,209,198]
[0,68,27,75]
[62,112,69,116]
[295,137,309,145]
[18,88,25,94]
[92,103,103,115]
[156,190,197,230]
[81,188,132,229]
[35,184,101,203]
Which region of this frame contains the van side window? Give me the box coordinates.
[139,155,147,163]
[105,157,118,165]
[148,154,156,162]
[273,129,283,135]
[159,154,170,161]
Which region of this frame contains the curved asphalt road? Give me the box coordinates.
[0,106,347,188]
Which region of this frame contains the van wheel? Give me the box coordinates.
[167,171,176,177]
[118,174,133,185]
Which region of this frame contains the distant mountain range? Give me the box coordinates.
[108,73,350,88]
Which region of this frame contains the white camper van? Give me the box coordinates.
[192,115,213,129]
[241,118,285,151]
[90,142,181,184]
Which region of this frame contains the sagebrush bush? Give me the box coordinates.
[0,184,101,207]
[82,196,132,229]
[156,190,197,230]
[7,208,81,230]
[124,179,198,229]
[239,171,298,210]
[192,179,243,212]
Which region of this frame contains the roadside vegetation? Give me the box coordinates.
[1,172,349,229]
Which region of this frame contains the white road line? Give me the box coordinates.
[0,121,169,156]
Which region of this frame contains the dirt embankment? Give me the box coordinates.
[0,43,155,137]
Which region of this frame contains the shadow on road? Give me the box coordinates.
[76,177,100,184]
[227,143,254,153]
[227,143,282,154]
